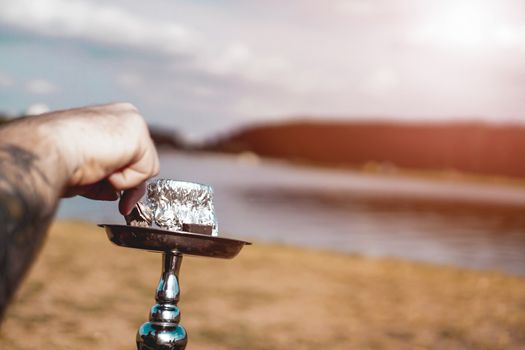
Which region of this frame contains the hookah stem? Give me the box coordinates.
[164,252,182,281]
[157,252,183,304]
[137,251,188,350]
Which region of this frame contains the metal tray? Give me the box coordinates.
[99,224,251,259]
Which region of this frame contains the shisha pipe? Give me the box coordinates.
[99,180,251,349]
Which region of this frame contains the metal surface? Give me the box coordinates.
[136,252,187,350]
[99,224,251,259]
[125,202,153,227]
[100,223,251,349]
[125,179,219,235]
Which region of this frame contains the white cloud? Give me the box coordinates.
[203,43,297,89]
[0,72,14,88]
[116,72,143,89]
[0,0,300,91]
[233,96,299,119]
[0,0,193,55]
[190,86,214,97]
[1,0,524,134]
[26,103,50,115]
[337,0,377,15]
[25,79,58,95]
[363,67,399,96]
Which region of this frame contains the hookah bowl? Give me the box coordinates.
[98,223,251,350]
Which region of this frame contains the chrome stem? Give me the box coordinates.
[136,252,187,350]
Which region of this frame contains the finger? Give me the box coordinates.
[119,183,146,215]
[108,144,159,190]
[108,166,150,191]
[81,180,119,201]
[62,186,83,198]
[83,188,120,201]
[63,180,119,201]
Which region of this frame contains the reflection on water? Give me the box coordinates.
[58,151,525,276]
[241,188,525,274]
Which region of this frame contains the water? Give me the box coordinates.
[58,151,525,276]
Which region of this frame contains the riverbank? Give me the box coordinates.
[1,220,524,349]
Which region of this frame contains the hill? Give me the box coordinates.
[204,120,525,179]
[148,125,186,150]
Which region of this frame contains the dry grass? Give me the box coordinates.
[1,220,524,349]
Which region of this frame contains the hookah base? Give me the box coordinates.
[137,322,187,350]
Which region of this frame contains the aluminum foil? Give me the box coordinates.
[125,179,218,236]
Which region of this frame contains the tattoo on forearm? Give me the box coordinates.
[0,144,56,320]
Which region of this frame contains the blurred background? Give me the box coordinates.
[1,0,525,349]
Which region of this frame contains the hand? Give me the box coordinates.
[0,102,159,318]
[48,103,160,214]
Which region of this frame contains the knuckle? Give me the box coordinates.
[153,161,160,175]
[115,102,138,111]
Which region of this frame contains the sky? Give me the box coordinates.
[0,0,524,139]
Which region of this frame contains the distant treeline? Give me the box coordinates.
[148,125,188,150]
[203,120,525,179]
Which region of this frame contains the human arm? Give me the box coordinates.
[0,102,159,319]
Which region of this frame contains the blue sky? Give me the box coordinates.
[0,0,524,139]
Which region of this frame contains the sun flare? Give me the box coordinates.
[413,1,516,49]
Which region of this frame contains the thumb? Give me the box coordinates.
[118,183,146,215]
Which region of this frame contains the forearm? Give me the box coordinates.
[0,103,159,321]
[0,116,69,319]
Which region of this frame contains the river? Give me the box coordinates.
[58,151,525,276]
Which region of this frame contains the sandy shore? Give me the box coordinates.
[1,220,524,349]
